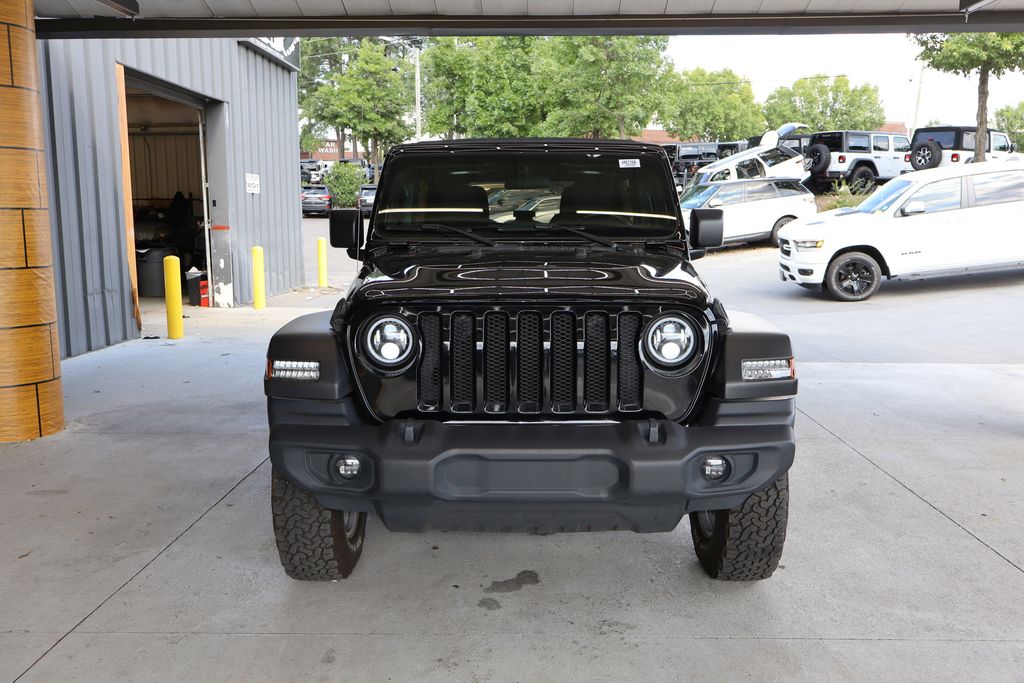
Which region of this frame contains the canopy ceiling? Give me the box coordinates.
[34,0,1024,37]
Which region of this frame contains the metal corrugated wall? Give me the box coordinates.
[38,38,301,358]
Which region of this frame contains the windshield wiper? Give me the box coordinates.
[534,223,620,249]
[420,223,495,247]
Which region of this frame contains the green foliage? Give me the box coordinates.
[421,38,473,139]
[995,101,1024,148]
[533,36,671,139]
[764,75,885,132]
[659,68,765,141]
[913,33,1024,79]
[816,181,863,212]
[307,41,413,165]
[322,163,367,208]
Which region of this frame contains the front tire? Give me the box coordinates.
[825,251,882,301]
[271,467,366,580]
[690,474,789,581]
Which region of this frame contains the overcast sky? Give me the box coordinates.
[665,34,1024,131]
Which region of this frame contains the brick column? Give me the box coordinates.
[0,0,62,441]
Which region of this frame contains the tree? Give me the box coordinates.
[310,41,414,166]
[421,38,473,139]
[659,68,765,141]
[995,101,1024,149]
[764,75,886,132]
[533,36,671,139]
[323,162,367,208]
[913,33,1024,162]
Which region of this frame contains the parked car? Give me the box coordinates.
[691,123,809,185]
[662,142,723,184]
[300,185,332,216]
[491,194,562,223]
[680,178,817,247]
[909,126,1017,170]
[357,184,376,218]
[804,130,912,191]
[778,162,1024,301]
[300,159,320,183]
[338,157,372,181]
[750,133,811,155]
[266,138,797,583]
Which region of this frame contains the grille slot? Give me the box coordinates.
[617,312,643,411]
[450,313,476,412]
[584,312,610,412]
[417,313,442,411]
[483,312,509,413]
[517,312,543,412]
[550,311,577,412]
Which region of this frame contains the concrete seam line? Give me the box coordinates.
[796,407,1024,577]
[12,457,270,682]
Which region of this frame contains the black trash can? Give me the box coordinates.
[136,247,176,298]
[185,270,206,306]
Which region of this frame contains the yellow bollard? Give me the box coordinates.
[252,245,266,310]
[317,237,328,288]
[163,255,184,340]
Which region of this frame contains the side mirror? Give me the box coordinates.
[329,208,362,248]
[900,201,926,217]
[689,208,724,251]
[707,198,724,209]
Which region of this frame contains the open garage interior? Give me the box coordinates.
[125,87,210,307]
[1,0,1023,679]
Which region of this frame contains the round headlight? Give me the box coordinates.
[644,315,696,367]
[364,316,414,367]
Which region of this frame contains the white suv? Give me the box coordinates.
[691,123,809,185]
[804,130,912,191]
[909,126,1017,170]
[777,163,1024,301]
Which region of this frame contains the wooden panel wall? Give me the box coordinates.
[0,0,63,441]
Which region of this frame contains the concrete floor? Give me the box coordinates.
[2,222,1023,681]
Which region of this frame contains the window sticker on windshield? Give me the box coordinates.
[619,158,641,168]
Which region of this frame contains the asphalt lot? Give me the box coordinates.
[1,219,1022,680]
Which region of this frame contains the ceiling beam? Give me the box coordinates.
[33,10,1022,38]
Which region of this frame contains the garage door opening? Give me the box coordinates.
[119,74,213,323]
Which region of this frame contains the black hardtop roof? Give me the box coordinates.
[813,130,902,136]
[914,125,1008,133]
[386,138,669,157]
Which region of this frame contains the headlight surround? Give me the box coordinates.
[362,315,416,369]
[793,239,825,251]
[642,314,698,369]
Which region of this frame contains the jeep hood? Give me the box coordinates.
[350,250,712,309]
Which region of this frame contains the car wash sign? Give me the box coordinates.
[244,38,300,71]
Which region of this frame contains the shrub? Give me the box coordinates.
[323,163,367,208]
[815,180,864,212]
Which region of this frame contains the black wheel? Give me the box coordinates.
[806,143,831,175]
[271,467,366,580]
[848,165,876,194]
[769,216,794,247]
[690,474,789,581]
[911,141,942,170]
[825,251,882,302]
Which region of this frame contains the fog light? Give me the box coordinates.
[336,456,361,479]
[741,358,795,381]
[269,360,320,381]
[702,456,730,481]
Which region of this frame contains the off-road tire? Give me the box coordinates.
[911,140,942,170]
[769,216,794,247]
[825,251,882,302]
[848,165,876,194]
[806,143,831,175]
[690,474,789,581]
[271,467,366,580]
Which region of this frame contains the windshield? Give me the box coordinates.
[360,188,376,197]
[373,150,680,240]
[680,184,718,209]
[855,179,912,213]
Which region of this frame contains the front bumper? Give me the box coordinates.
[269,399,795,533]
[779,251,828,285]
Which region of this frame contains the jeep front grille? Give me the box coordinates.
[416,309,645,416]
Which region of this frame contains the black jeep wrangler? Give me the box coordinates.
[265,139,797,582]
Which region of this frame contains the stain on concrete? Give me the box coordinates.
[598,619,636,636]
[320,647,336,665]
[478,597,501,611]
[483,570,539,593]
[25,489,68,496]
